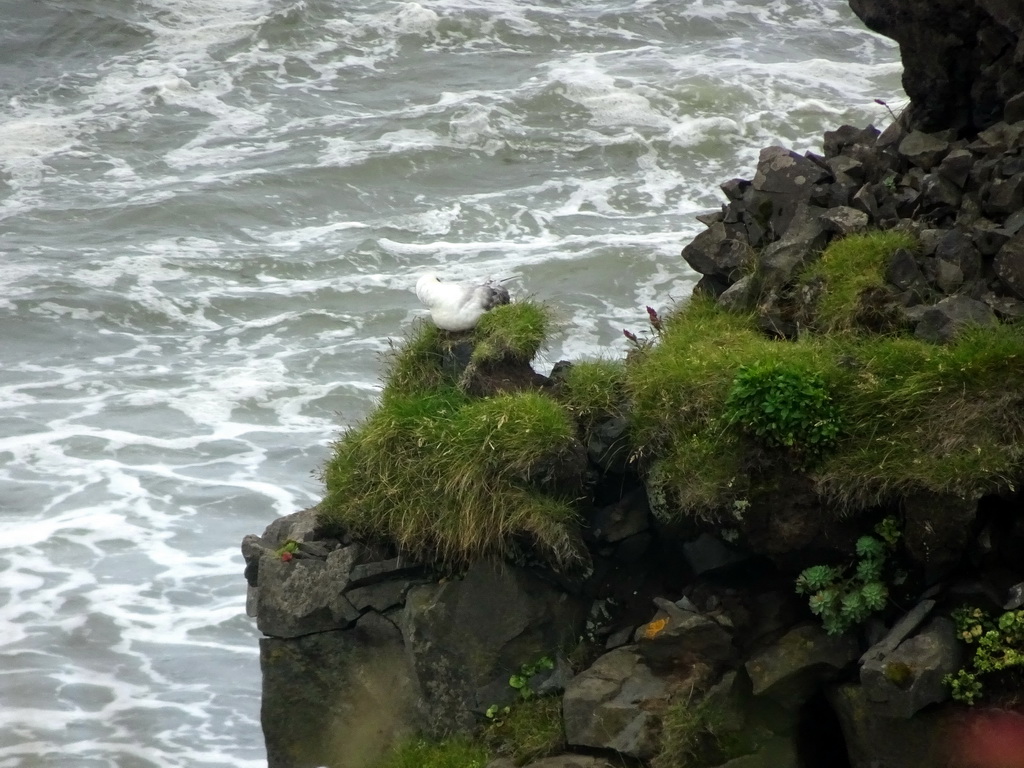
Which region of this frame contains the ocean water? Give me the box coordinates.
[0,1,902,765]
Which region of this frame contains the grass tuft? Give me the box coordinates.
[558,358,627,429]
[626,290,1024,519]
[800,230,918,333]
[470,301,552,365]
[319,386,585,570]
[382,320,449,397]
[653,695,736,768]
[484,696,566,766]
[373,736,489,768]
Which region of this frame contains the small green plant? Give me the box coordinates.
[795,517,901,635]
[484,656,563,765]
[944,606,1024,704]
[508,656,554,701]
[724,362,841,462]
[945,669,984,705]
[274,540,300,562]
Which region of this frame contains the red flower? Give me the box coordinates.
[280,551,293,562]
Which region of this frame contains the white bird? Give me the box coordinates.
[415,273,511,331]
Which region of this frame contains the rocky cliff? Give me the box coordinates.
[241,4,1024,768]
[849,0,1024,135]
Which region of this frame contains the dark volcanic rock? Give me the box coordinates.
[899,131,951,170]
[912,295,997,343]
[859,617,961,718]
[681,221,749,284]
[750,146,831,238]
[903,492,979,570]
[995,231,1024,298]
[562,647,671,759]
[401,559,586,735]
[261,612,417,768]
[633,597,736,666]
[849,0,1024,135]
[759,203,831,287]
[745,623,859,708]
[255,547,362,639]
[827,682,949,768]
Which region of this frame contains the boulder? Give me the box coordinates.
[938,147,976,187]
[562,647,671,759]
[820,205,870,235]
[400,559,586,735]
[827,682,949,768]
[347,557,425,589]
[860,600,937,666]
[254,546,362,639]
[912,295,997,343]
[860,617,961,718]
[995,230,1024,298]
[758,203,831,287]
[885,247,930,300]
[933,229,981,282]
[899,131,951,170]
[717,275,757,313]
[919,172,962,217]
[261,612,417,768]
[589,489,649,544]
[749,147,830,238]
[682,221,749,284]
[258,505,324,548]
[983,172,1024,217]
[586,416,632,474]
[745,623,859,708]
[823,125,880,158]
[972,221,1011,256]
[633,597,737,666]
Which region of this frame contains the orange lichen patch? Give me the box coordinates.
[643,617,669,639]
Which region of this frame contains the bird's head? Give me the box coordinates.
[415,273,442,304]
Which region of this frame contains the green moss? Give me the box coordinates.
[485,696,565,766]
[319,386,584,570]
[800,230,918,332]
[883,661,914,688]
[373,736,489,768]
[320,230,1023,572]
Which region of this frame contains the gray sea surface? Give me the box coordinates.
[0,1,902,765]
